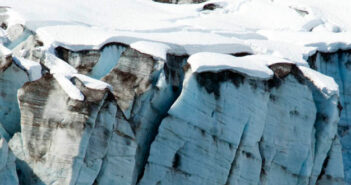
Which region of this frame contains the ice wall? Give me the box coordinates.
[308,50,351,184]
[138,63,344,185]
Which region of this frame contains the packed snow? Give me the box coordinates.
[299,66,339,98]
[0,0,350,185]
[0,0,349,102]
[188,52,273,79]
[43,53,113,101]
[53,73,85,101]
[12,57,42,81]
[130,41,171,61]
[73,73,112,91]
[43,53,78,76]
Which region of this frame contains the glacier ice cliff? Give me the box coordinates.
[11,39,342,185]
[56,44,187,185]
[1,1,351,184]
[138,63,344,185]
[0,25,345,184]
[308,50,351,184]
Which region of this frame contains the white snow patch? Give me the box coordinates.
[33,25,253,56]
[12,57,42,81]
[73,74,112,91]
[298,66,339,98]
[1,0,350,103]
[2,0,351,60]
[247,39,314,66]
[53,73,84,101]
[188,52,275,79]
[0,45,11,56]
[43,53,77,76]
[130,41,170,61]
[43,53,113,101]
[259,30,351,53]
[1,8,25,27]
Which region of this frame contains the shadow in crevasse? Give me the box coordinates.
[15,158,45,185]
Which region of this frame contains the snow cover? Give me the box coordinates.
[130,41,170,61]
[188,52,273,79]
[188,52,340,98]
[0,44,11,56]
[53,73,85,101]
[258,30,351,53]
[12,57,42,81]
[299,66,339,98]
[43,53,77,76]
[0,1,349,184]
[43,53,112,101]
[73,73,112,91]
[1,0,350,100]
[0,8,25,28]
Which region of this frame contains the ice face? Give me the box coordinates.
[1,0,351,184]
[308,50,351,184]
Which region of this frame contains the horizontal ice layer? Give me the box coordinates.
[188,52,274,79]
[33,24,253,56]
[188,52,339,100]
[72,74,111,90]
[299,66,339,98]
[130,41,171,61]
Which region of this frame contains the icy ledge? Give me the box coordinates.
[130,41,171,61]
[187,52,339,98]
[40,52,112,101]
[298,66,339,98]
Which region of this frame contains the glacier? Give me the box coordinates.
[0,0,351,185]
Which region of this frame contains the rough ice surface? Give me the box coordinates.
[0,0,351,185]
[307,50,351,184]
[0,135,18,185]
[0,45,37,138]
[8,74,122,185]
[41,52,116,101]
[139,65,343,185]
